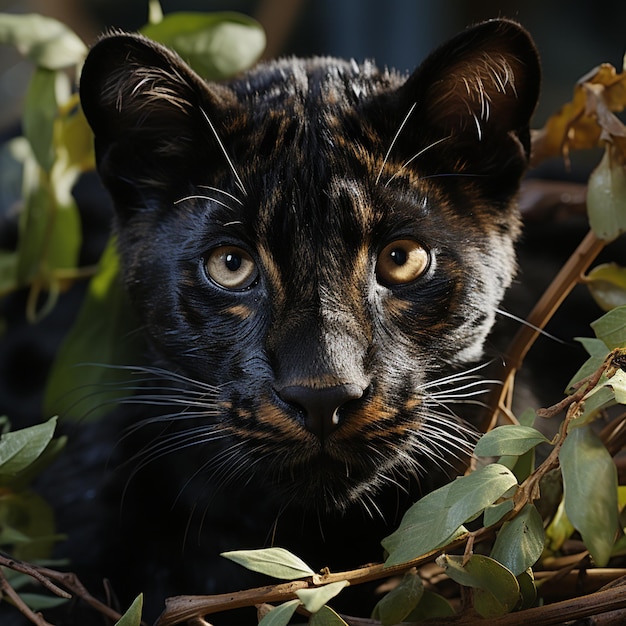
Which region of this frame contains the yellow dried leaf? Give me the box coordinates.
[532,63,626,167]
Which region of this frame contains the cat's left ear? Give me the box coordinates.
[80,32,239,207]
[395,19,540,181]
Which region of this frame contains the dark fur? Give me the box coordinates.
[27,19,541,624]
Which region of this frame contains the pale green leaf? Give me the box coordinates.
[560,425,619,566]
[405,589,456,621]
[0,417,57,476]
[436,554,519,618]
[0,250,18,293]
[383,465,517,567]
[0,490,61,561]
[572,368,626,425]
[309,605,349,626]
[371,572,423,626]
[114,595,143,626]
[490,504,545,575]
[381,482,458,567]
[474,425,549,457]
[148,0,164,25]
[142,12,265,80]
[591,305,626,349]
[221,547,314,580]
[544,499,575,553]
[516,570,537,610]
[483,499,514,528]
[586,263,626,311]
[587,144,626,242]
[23,68,58,172]
[296,581,349,614]
[0,13,87,69]
[17,593,68,611]
[44,240,144,421]
[258,599,300,626]
[566,337,611,391]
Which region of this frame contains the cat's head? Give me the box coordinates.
[80,19,540,512]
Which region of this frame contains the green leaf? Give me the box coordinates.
[0,250,18,294]
[587,143,626,242]
[12,135,82,297]
[17,593,68,611]
[141,12,265,80]
[566,337,611,391]
[516,570,537,610]
[490,504,545,575]
[221,547,314,580]
[309,605,349,626]
[114,595,143,626]
[572,368,626,426]
[586,263,626,311]
[405,589,456,621]
[258,599,301,626]
[591,305,626,349]
[0,490,61,560]
[483,499,514,528]
[0,417,57,477]
[587,143,626,241]
[383,464,517,567]
[474,425,549,457]
[0,13,87,69]
[560,425,619,566]
[371,571,423,626]
[44,240,144,421]
[148,0,164,25]
[544,499,575,553]
[436,554,519,618]
[23,68,59,172]
[296,581,349,614]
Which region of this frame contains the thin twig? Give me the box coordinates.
[484,229,607,431]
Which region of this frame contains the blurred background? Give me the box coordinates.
[1,0,626,133]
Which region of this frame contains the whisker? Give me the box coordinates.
[198,185,244,206]
[173,194,235,211]
[200,107,247,196]
[375,101,417,185]
[384,135,451,187]
[495,308,568,344]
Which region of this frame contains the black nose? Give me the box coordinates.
[278,384,365,440]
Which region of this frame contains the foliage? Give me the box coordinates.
[0,417,67,610]
[0,5,266,420]
[1,3,626,626]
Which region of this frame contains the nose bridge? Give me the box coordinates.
[270,283,369,389]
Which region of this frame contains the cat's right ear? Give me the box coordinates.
[80,33,238,207]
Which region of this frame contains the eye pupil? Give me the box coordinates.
[390,248,407,266]
[225,252,242,272]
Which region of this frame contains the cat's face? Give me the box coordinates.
[80,20,540,512]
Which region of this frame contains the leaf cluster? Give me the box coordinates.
[0,417,67,612]
[0,3,266,421]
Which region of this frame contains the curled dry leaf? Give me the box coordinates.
[531,63,626,166]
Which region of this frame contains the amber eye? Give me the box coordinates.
[376,239,429,286]
[205,246,258,290]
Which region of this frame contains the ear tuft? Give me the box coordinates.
[403,19,540,149]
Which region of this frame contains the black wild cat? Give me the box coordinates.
[34,18,540,624]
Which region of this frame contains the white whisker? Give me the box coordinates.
[375,101,417,185]
[198,185,244,206]
[385,135,451,187]
[200,107,248,196]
